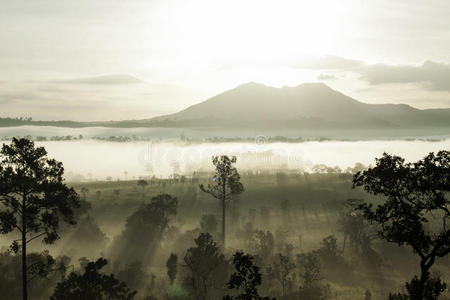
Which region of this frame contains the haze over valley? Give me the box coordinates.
[1,1,449,300]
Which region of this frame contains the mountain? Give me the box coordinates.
[1,82,449,139]
[147,82,450,129]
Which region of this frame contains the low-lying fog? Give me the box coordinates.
[6,139,446,181]
[1,126,448,180]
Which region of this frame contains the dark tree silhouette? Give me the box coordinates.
[353,151,450,300]
[388,276,446,300]
[337,198,374,253]
[166,253,178,285]
[0,138,80,300]
[51,258,136,300]
[223,251,274,300]
[184,233,227,300]
[296,252,322,289]
[200,155,244,247]
[112,194,177,264]
[137,179,148,191]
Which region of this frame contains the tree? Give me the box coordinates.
[253,230,275,261]
[137,179,148,190]
[388,276,446,300]
[184,233,227,300]
[296,252,322,289]
[166,253,178,285]
[337,199,374,253]
[223,251,273,300]
[200,156,244,247]
[353,151,450,300]
[0,138,80,300]
[267,253,295,297]
[112,194,177,264]
[51,258,136,300]
[80,187,89,200]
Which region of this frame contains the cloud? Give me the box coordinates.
[57,74,144,85]
[317,73,337,80]
[359,61,450,91]
[292,55,363,70]
[0,90,40,103]
[0,79,201,121]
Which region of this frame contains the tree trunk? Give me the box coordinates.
[222,177,226,248]
[222,196,226,248]
[22,198,28,300]
[415,257,433,300]
[342,234,347,254]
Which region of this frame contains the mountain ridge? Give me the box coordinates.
[147,82,449,129]
[1,82,449,134]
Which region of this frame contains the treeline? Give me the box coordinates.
[0,138,449,300]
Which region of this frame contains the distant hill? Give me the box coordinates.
[1,82,449,138]
[147,82,450,129]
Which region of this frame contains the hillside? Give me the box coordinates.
[1,83,449,137]
[147,82,450,129]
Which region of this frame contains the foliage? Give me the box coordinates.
[353,151,450,299]
[51,258,136,300]
[112,194,178,264]
[166,253,178,285]
[296,252,322,288]
[200,155,244,246]
[223,251,274,300]
[0,138,80,300]
[388,275,447,300]
[267,254,295,297]
[183,233,228,300]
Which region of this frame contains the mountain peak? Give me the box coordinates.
[235,81,268,89]
[148,81,448,130]
[295,82,330,89]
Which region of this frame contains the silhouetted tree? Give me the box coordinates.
[337,199,374,253]
[184,233,227,300]
[223,251,274,300]
[200,156,244,247]
[388,275,446,300]
[51,258,136,300]
[137,179,148,191]
[254,230,275,261]
[364,289,372,300]
[112,194,177,264]
[166,253,178,285]
[296,252,322,288]
[267,253,295,297]
[353,151,450,300]
[0,138,80,300]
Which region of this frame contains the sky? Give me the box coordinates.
[1,0,450,121]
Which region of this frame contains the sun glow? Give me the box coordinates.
[142,0,353,87]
